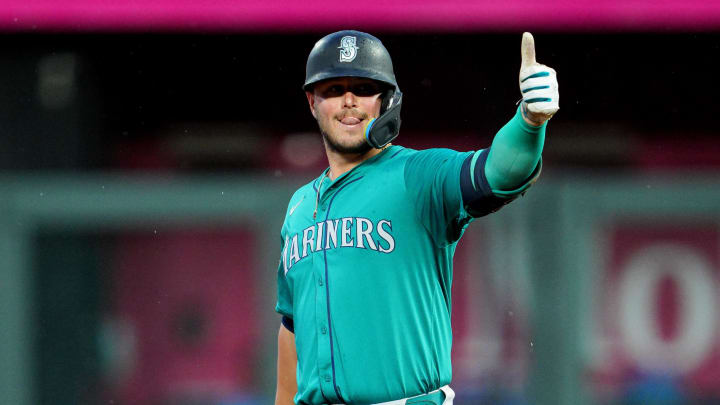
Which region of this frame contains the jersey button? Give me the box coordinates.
[320,326,327,334]
[324,375,331,382]
[318,278,323,286]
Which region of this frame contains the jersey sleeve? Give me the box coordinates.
[404,148,475,246]
[460,148,542,217]
[275,234,293,319]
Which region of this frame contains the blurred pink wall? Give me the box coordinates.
[2,0,720,32]
[113,229,260,404]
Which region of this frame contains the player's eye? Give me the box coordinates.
[352,83,381,96]
[323,85,346,97]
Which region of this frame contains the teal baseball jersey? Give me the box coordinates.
[276,145,539,404]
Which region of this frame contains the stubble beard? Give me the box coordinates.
[318,122,373,155]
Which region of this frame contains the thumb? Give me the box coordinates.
[521,32,536,69]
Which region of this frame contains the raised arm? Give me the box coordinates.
[485,32,559,194]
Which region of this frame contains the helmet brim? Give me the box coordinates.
[303,68,397,91]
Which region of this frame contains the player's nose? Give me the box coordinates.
[342,91,357,108]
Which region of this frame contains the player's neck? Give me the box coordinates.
[324,145,386,181]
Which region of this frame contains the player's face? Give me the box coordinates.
[306,77,384,155]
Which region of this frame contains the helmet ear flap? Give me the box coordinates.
[366,87,402,149]
[380,87,394,114]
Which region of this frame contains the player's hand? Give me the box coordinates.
[519,32,559,126]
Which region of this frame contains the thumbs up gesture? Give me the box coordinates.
[519,32,559,126]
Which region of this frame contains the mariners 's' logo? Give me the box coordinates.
[338,36,359,63]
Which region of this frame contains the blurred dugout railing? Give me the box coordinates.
[1,172,719,405]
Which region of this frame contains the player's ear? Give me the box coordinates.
[306,91,317,119]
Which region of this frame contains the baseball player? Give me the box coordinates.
[275,30,559,405]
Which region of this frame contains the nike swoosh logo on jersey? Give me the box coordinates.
[289,196,305,216]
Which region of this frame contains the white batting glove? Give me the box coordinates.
[519,32,559,126]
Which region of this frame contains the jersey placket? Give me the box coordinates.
[313,174,337,402]
[313,174,363,404]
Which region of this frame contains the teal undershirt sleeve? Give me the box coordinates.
[485,105,546,194]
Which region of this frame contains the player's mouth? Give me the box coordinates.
[339,116,363,128]
[336,111,367,129]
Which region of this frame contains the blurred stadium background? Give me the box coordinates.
[1,1,719,404]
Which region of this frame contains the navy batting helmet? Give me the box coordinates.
[304,30,403,149]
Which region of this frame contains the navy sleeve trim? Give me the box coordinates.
[281,316,295,333]
[460,149,514,217]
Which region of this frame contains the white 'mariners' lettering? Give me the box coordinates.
[289,234,300,268]
[377,220,395,253]
[325,219,340,249]
[341,217,354,247]
[284,217,395,273]
[301,225,315,258]
[356,218,377,250]
[315,221,325,252]
[282,235,290,275]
